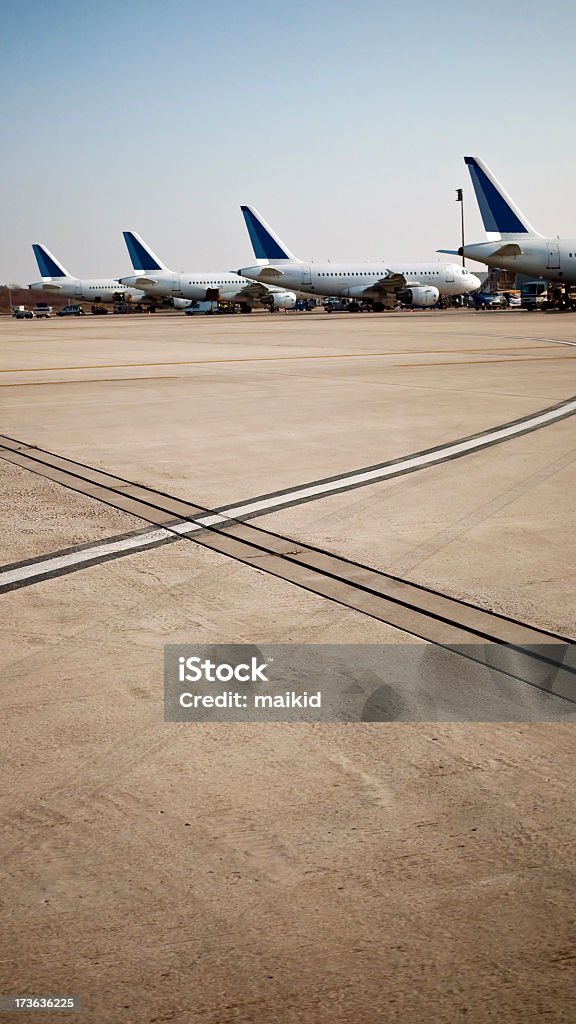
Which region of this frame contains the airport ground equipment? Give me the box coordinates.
[33,303,52,318]
[56,304,85,317]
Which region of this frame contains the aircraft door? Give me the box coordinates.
[444,264,454,283]
[171,275,181,295]
[546,242,560,269]
[302,265,312,288]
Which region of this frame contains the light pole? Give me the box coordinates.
[456,188,465,267]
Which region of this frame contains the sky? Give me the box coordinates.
[2,0,576,283]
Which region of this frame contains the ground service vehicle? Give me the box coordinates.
[57,305,86,317]
[521,281,548,310]
[12,306,34,319]
[472,291,507,309]
[323,298,349,312]
[34,303,52,318]
[184,301,218,315]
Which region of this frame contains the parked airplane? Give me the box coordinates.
[118,231,298,311]
[443,156,576,287]
[29,244,149,306]
[237,207,480,310]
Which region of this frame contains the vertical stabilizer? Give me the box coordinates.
[464,157,541,239]
[123,231,168,272]
[240,206,299,262]
[32,244,72,278]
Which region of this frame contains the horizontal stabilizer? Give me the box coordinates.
[237,265,285,279]
[436,249,460,255]
[256,266,285,278]
[490,242,523,258]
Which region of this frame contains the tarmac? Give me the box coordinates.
[1,308,575,1022]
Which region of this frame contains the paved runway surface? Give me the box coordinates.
[1,309,576,1022]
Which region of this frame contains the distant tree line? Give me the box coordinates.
[0,285,69,313]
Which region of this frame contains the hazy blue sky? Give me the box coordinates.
[2,0,576,282]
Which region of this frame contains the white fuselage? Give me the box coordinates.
[118,270,258,303]
[237,260,479,298]
[29,277,146,303]
[462,236,576,284]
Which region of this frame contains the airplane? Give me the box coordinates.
[118,231,299,312]
[443,156,576,291]
[29,244,149,306]
[236,206,480,311]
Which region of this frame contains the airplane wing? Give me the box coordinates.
[357,272,407,297]
[374,272,407,290]
[234,280,277,300]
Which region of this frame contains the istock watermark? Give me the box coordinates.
[164,643,576,723]
[178,655,271,684]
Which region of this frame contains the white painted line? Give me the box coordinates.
[0,527,176,589]
[2,393,576,591]
[539,338,576,348]
[206,395,576,517]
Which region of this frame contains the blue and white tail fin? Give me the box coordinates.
[32,244,72,279]
[240,206,299,263]
[464,157,541,240]
[123,231,167,273]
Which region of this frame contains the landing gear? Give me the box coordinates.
[372,301,385,313]
[240,304,253,314]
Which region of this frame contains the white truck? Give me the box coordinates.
[34,303,52,318]
[520,281,548,311]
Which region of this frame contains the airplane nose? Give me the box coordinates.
[468,274,481,291]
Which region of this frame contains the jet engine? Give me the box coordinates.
[169,297,193,310]
[399,286,439,308]
[266,290,297,310]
